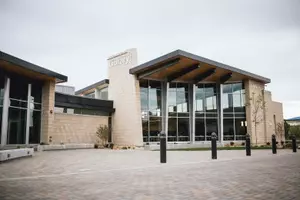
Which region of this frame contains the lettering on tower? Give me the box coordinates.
[108,51,132,67]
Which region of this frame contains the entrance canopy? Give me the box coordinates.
[0,51,67,83]
[130,50,270,84]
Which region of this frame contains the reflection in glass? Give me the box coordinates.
[178,118,189,141]
[222,82,246,141]
[168,118,177,142]
[149,117,161,142]
[206,118,218,141]
[195,118,205,141]
[8,108,27,144]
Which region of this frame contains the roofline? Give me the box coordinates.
[0,51,68,83]
[75,79,109,95]
[129,49,271,84]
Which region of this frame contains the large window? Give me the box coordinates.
[0,72,5,144]
[140,80,162,143]
[168,83,190,142]
[223,83,246,141]
[195,84,219,141]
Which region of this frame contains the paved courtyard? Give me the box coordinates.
[0,149,299,200]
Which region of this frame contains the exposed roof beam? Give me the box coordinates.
[137,58,180,79]
[167,64,200,82]
[193,68,216,84]
[220,73,232,83]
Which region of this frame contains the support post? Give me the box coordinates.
[160,132,167,163]
[25,84,32,145]
[272,134,277,154]
[292,135,297,153]
[246,134,251,156]
[211,132,217,159]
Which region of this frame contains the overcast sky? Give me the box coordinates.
[0,0,299,118]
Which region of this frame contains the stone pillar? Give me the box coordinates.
[244,79,266,145]
[107,49,143,147]
[40,80,55,144]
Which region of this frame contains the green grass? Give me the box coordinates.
[155,146,273,151]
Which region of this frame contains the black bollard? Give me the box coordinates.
[245,134,251,156]
[160,132,167,163]
[211,132,217,159]
[272,134,277,154]
[292,135,297,153]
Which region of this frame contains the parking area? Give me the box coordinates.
[0,149,299,200]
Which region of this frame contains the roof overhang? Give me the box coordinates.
[75,79,109,95]
[130,50,270,84]
[0,51,68,83]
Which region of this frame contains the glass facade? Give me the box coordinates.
[195,84,219,141]
[168,83,190,142]
[0,72,4,144]
[140,80,162,142]
[222,83,246,141]
[140,79,247,143]
[0,69,43,145]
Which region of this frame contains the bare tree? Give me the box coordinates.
[276,122,284,141]
[246,92,266,145]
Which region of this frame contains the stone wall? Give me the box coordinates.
[107,49,143,146]
[40,80,56,144]
[244,80,284,144]
[51,113,109,144]
[244,79,266,144]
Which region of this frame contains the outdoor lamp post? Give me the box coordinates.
[211,132,217,159]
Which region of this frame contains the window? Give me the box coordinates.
[195,84,219,141]
[140,80,162,142]
[168,83,190,142]
[222,82,246,141]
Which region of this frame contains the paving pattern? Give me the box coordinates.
[0,149,299,200]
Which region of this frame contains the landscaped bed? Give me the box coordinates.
[155,146,274,151]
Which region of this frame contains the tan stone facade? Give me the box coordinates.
[40,80,56,144]
[107,49,143,146]
[244,79,284,145]
[51,113,109,144]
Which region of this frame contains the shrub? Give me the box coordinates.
[122,146,128,150]
[280,141,284,146]
[241,142,245,146]
[110,143,114,149]
[230,142,235,146]
[96,125,110,147]
[266,142,270,146]
[94,144,99,149]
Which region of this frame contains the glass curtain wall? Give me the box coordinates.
[168,83,190,142]
[195,84,219,141]
[0,72,4,144]
[29,83,42,143]
[140,80,162,142]
[222,83,246,141]
[8,75,28,144]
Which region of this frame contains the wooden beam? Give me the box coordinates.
[193,68,216,84]
[220,73,232,83]
[137,58,180,79]
[167,64,200,82]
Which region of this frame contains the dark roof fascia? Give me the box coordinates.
[75,79,109,95]
[0,51,68,83]
[55,92,114,113]
[129,49,271,84]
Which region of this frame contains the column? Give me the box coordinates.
[25,83,31,145]
[1,77,10,147]
[218,84,223,143]
[162,82,169,139]
[40,80,55,144]
[189,84,195,143]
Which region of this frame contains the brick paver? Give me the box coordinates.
[0,149,299,200]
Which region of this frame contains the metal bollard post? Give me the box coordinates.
[245,134,251,156]
[272,134,277,154]
[292,135,297,153]
[211,132,217,159]
[160,132,167,163]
